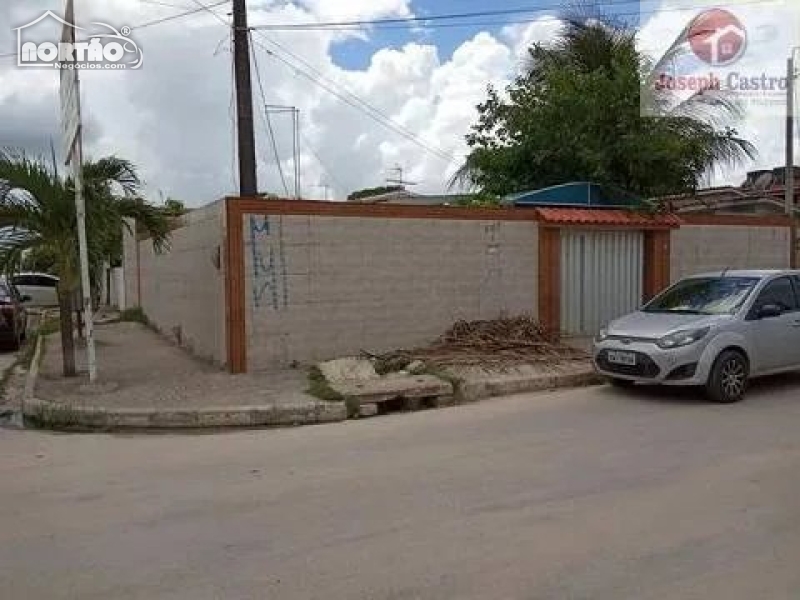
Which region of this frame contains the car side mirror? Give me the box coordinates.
[756,303,783,319]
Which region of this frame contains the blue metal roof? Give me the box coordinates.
[504,182,641,208]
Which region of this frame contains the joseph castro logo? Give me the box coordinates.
[15,11,142,70]
[687,8,747,67]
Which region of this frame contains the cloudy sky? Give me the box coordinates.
[0,0,797,206]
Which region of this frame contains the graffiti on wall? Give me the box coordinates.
[249,215,289,310]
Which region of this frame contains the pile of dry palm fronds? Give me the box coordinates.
[368,316,587,370]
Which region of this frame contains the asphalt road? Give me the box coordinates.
[2,377,800,599]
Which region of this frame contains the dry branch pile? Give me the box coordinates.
[371,316,587,369]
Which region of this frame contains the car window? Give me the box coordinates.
[753,277,798,312]
[11,275,32,286]
[644,277,759,315]
[34,276,57,287]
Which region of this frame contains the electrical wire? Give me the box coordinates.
[249,31,291,197]
[136,0,199,11]
[182,0,458,163]
[248,0,776,31]
[0,0,229,59]
[250,34,455,163]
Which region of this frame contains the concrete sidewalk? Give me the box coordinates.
[28,321,345,430]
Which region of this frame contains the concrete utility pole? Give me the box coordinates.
[788,54,797,268]
[232,0,257,196]
[60,0,97,381]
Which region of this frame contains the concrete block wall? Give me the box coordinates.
[243,213,539,370]
[125,201,226,364]
[670,224,789,281]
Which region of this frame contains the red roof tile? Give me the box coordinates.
[534,208,682,228]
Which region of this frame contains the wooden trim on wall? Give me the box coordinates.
[227,196,540,221]
[224,198,247,374]
[643,230,671,301]
[538,227,561,338]
[679,214,790,227]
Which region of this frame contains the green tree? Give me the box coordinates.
[163,197,188,216]
[453,16,755,198]
[0,150,170,377]
[347,185,404,201]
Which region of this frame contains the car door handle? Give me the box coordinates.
[793,320,800,327]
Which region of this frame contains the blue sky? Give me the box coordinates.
[330,0,651,69]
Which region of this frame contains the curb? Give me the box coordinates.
[22,331,45,405]
[23,318,347,432]
[457,369,604,403]
[22,398,347,431]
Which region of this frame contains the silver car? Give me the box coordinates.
[593,270,800,403]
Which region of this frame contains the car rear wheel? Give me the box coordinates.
[706,350,748,403]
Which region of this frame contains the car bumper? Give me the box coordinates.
[592,339,712,386]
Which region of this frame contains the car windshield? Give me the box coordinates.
[644,277,759,315]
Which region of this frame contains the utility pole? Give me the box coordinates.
[232,0,257,196]
[293,107,301,199]
[787,55,797,268]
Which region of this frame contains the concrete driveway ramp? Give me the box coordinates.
[318,358,454,416]
[318,357,380,382]
[331,374,453,407]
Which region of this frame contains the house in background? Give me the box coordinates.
[346,187,475,206]
[660,166,800,215]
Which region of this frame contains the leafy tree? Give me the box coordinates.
[453,16,755,198]
[0,150,170,377]
[347,185,404,201]
[163,197,188,216]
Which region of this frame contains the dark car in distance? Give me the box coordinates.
[0,280,29,349]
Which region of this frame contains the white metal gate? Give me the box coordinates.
[560,230,643,336]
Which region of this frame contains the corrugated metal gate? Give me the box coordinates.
[560,230,643,336]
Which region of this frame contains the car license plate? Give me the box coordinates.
[607,351,636,366]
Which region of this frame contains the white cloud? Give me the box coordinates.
[0,0,795,206]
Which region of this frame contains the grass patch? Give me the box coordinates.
[306,366,359,418]
[307,366,343,402]
[37,317,60,337]
[0,329,44,398]
[119,306,149,325]
[421,365,465,404]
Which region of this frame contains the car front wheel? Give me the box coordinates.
[609,377,635,388]
[706,350,748,403]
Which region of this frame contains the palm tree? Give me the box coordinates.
[0,150,170,377]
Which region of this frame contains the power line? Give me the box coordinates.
[250,4,593,30]
[136,0,200,10]
[150,0,459,163]
[250,31,291,197]
[0,0,229,59]
[250,35,456,163]
[248,0,775,31]
[132,0,228,30]
[251,38,454,163]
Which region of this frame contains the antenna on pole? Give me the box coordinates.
[385,163,418,187]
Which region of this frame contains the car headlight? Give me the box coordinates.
[656,327,710,349]
[595,327,609,343]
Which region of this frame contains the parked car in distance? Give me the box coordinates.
[11,272,59,307]
[0,280,28,349]
[593,270,800,403]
